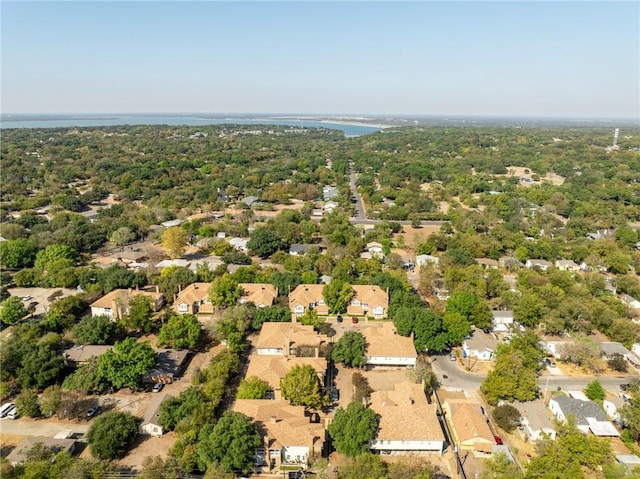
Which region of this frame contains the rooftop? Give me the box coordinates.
[362,322,417,359]
[239,283,278,307]
[255,322,328,350]
[245,355,327,390]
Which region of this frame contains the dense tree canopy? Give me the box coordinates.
[328,402,379,457]
[87,411,139,460]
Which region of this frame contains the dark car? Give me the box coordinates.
[336,315,343,323]
[329,387,340,402]
[87,406,101,418]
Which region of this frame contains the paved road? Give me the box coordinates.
[431,355,630,392]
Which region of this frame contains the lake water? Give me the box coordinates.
[0,115,382,137]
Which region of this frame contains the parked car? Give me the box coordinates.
[86,406,101,418]
[351,316,358,324]
[20,295,32,301]
[494,436,503,445]
[152,383,164,393]
[329,387,340,402]
[336,315,343,323]
[449,353,457,361]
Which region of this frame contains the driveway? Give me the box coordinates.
[0,416,90,438]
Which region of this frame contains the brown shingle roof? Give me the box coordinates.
[174,282,210,305]
[255,322,328,351]
[362,323,417,359]
[245,356,327,390]
[90,288,163,309]
[446,399,494,445]
[288,284,326,312]
[239,283,277,307]
[233,400,325,449]
[370,382,444,442]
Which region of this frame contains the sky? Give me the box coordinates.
[1,1,639,118]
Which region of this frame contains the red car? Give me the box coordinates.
[494,436,503,445]
[351,317,359,324]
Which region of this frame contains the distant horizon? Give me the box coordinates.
[2,112,638,122]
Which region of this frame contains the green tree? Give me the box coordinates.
[251,305,291,329]
[332,331,367,368]
[247,226,287,258]
[109,226,136,248]
[62,357,109,394]
[162,226,189,259]
[236,376,270,399]
[87,411,139,460]
[442,310,471,346]
[15,388,40,417]
[481,351,538,405]
[121,294,154,333]
[413,308,449,353]
[72,315,115,345]
[481,452,524,479]
[328,402,379,457]
[159,386,207,431]
[584,379,606,402]
[336,453,388,479]
[97,337,156,390]
[140,456,185,479]
[0,238,38,269]
[280,364,328,409]
[34,244,78,270]
[209,273,242,308]
[492,404,521,433]
[39,385,62,418]
[158,313,203,350]
[196,411,262,474]
[323,279,355,314]
[17,339,65,389]
[298,308,324,329]
[0,296,26,325]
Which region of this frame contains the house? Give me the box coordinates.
[188,257,224,274]
[173,282,213,315]
[289,284,328,317]
[144,349,190,384]
[621,294,640,309]
[161,219,184,228]
[239,283,278,308]
[312,209,324,217]
[346,285,389,319]
[443,399,495,456]
[255,322,328,357]
[599,341,631,360]
[491,311,515,333]
[63,345,113,368]
[545,340,570,359]
[90,288,164,320]
[233,399,325,471]
[514,400,556,441]
[155,259,191,269]
[548,397,619,436]
[140,393,172,437]
[498,256,523,270]
[603,395,626,424]
[288,244,312,256]
[475,258,499,269]
[361,322,417,367]
[113,247,148,265]
[555,259,581,272]
[434,287,450,300]
[323,200,339,212]
[6,437,78,466]
[323,185,339,201]
[416,254,439,267]
[616,454,640,472]
[369,382,445,454]
[366,242,384,257]
[244,356,327,400]
[463,329,497,361]
[525,259,552,271]
[242,196,259,207]
[229,237,249,252]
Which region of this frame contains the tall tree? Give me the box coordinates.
[328,402,379,457]
[0,296,26,325]
[87,411,139,460]
[157,313,203,350]
[280,364,328,409]
[162,226,189,259]
[323,279,355,314]
[97,337,156,390]
[196,411,262,474]
[332,331,367,368]
[209,273,242,308]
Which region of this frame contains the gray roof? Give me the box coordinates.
[142,392,172,426]
[514,400,554,432]
[553,397,607,425]
[7,437,76,465]
[492,311,514,320]
[465,330,497,352]
[242,196,259,206]
[600,342,630,357]
[289,244,312,254]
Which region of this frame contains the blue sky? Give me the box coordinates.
[2,1,638,118]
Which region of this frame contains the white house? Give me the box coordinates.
[549,397,619,436]
[140,393,172,437]
[369,382,445,454]
[229,237,249,252]
[362,322,417,366]
[366,242,384,258]
[90,288,164,320]
[603,395,626,424]
[555,259,581,272]
[621,294,640,309]
[491,311,515,333]
[416,254,439,267]
[324,201,339,212]
[525,259,552,271]
[515,400,556,442]
[463,329,497,361]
